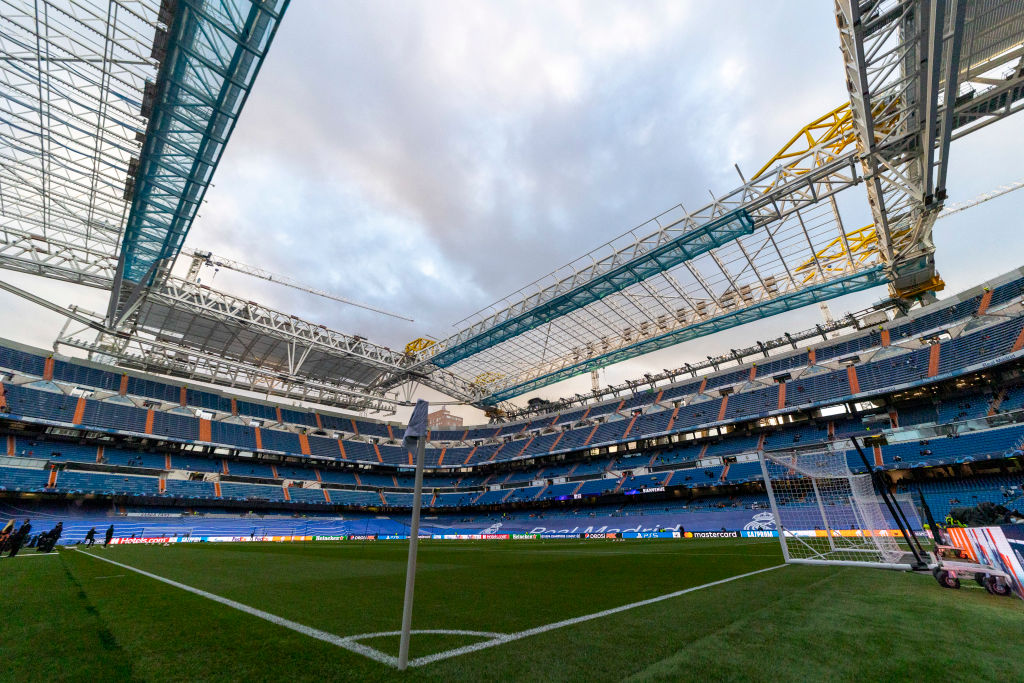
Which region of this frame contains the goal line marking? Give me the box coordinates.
[74,549,784,669]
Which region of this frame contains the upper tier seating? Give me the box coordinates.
[169,453,223,473]
[229,461,277,478]
[163,479,217,498]
[4,407,1024,514]
[219,481,287,502]
[317,469,358,486]
[433,491,481,507]
[721,460,762,483]
[102,448,167,469]
[29,441,98,465]
[288,487,330,504]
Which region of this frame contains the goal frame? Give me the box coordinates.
[758,443,922,571]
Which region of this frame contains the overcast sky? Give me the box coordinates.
[3,1,1022,423]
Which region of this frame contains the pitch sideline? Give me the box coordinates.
[74,548,785,669]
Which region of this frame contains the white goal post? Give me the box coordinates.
[758,447,922,570]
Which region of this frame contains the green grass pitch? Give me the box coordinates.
[3,538,1022,681]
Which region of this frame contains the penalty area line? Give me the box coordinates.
[408,563,787,667]
[74,549,399,667]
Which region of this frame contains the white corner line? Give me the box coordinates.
[74,549,399,667]
[74,548,784,670]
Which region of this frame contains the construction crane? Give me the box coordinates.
[939,180,1024,218]
[185,251,415,322]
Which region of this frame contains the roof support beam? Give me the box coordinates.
[55,329,406,414]
[485,265,887,403]
[110,0,290,315]
[429,209,754,367]
[836,0,1023,299]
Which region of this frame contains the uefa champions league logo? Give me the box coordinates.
[743,512,777,531]
[480,521,504,535]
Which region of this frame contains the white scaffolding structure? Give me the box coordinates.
[837,0,1024,296]
[0,0,161,286]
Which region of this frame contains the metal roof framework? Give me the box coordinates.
[401,141,877,403]
[0,0,291,300]
[108,0,289,323]
[837,0,1024,296]
[0,0,159,286]
[133,277,404,387]
[55,322,408,414]
[0,0,443,414]
[0,0,488,415]
[486,267,887,403]
[399,0,1024,405]
[50,275,492,414]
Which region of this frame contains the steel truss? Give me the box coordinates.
[0,270,411,413]
[109,0,290,322]
[486,267,887,403]
[0,263,485,413]
[126,276,406,391]
[149,277,489,405]
[0,0,437,414]
[429,210,757,368]
[404,145,872,402]
[0,0,292,294]
[495,307,872,423]
[0,0,160,285]
[421,148,865,367]
[94,275,490,412]
[55,323,405,415]
[837,0,1024,298]
[406,129,876,402]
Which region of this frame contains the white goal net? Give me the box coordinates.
[759,448,918,569]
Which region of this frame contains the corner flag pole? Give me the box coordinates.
[398,399,429,670]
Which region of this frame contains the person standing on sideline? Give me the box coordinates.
[104,524,114,547]
[6,519,31,557]
[84,527,96,547]
[39,522,62,552]
[0,519,13,553]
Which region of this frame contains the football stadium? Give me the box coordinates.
[2,1,1024,679]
